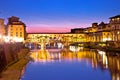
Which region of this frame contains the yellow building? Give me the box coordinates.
[26,15,120,44]
[109,15,120,41]
[0,18,6,36]
[0,15,119,45]
[85,21,113,43]
[26,22,113,44]
[85,23,98,33]
[7,16,26,42]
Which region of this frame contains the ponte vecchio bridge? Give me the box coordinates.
[26,33,86,47]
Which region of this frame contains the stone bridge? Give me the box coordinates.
[25,33,87,48]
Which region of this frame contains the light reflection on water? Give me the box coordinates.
[21,48,120,80]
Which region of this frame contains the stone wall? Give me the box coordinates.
[0,43,27,73]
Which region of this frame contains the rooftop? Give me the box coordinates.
[109,15,120,19]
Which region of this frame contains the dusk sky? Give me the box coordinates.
[0,0,120,33]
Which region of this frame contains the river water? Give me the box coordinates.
[20,47,120,80]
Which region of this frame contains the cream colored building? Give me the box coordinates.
[109,15,120,41]
[0,18,6,36]
[26,15,120,44]
[7,16,26,42]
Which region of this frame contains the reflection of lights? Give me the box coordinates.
[79,47,83,50]
[117,31,120,34]
[98,50,105,55]
[112,73,120,80]
[102,38,112,42]
[41,43,44,50]
[117,60,120,70]
[57,43,64,49]
[69,46,80,52]
[30,49,110,70]
[117,73,120,80]
[98,50,108,68]
[30,50,62,63]
[47,49,62,53]
[103,54,108,68]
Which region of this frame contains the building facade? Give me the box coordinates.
[0,18,6,36]
[1,15,120,44]
[109,15,120,41]
[7,16,26,42]
[70,15,120,43]
[25,15,120,46]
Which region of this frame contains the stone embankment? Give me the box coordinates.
[0,43,30,80]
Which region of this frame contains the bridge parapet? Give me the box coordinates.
[26,33,86,44]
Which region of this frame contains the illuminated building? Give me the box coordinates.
[70,15,120,43]
[85,23,98,33]
[109,15,120,41]
[7,16,26,42]
[25,15,119,44]
[0,15,120,44]
[0,18,6,36]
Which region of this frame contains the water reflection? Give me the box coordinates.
[107,53,120,80]
[21,48,120,80]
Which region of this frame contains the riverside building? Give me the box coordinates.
[7,16,26,42]
[0,15,120,44]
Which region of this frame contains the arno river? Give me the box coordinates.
[20,47,120,80]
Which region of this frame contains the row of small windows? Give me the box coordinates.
[112,25,120,30]
[103,33,110,35]
[10,32,23,37]
[10,28,22,31]
[112,18,120,21]
[10,34,22,37]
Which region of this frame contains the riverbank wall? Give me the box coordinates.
[84,41,120,52]
[0,43,29,73]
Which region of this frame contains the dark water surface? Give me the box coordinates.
[21,48,120,80]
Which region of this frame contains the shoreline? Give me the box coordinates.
[85,45,120,52]
[0,49,30,80]
[0,58,29,80]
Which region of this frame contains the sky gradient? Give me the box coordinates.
[0,0,120,33]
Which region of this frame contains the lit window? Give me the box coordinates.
[112,19,114,21]
[20,35,22,37]
[11,28,13,31]
[16,32,18,37]
[20,32,22,37]
[10,32,13,36]
[117,18,120,20]
[20,28,22,31]
[117,31,120,34]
